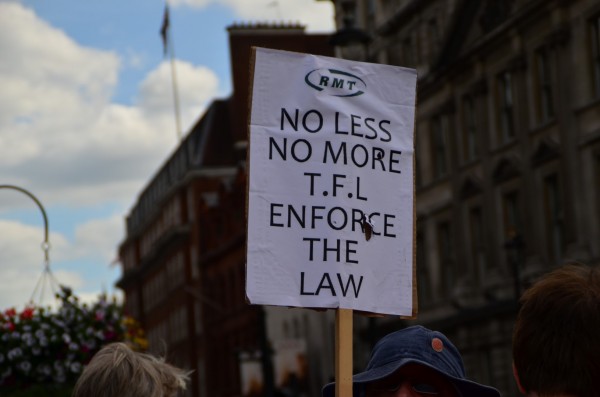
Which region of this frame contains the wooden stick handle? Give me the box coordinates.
[335,308,353,397]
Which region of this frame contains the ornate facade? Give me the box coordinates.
[330,0,600,396]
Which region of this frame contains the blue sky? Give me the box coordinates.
[0,0,334,310]
[31,0,236,103]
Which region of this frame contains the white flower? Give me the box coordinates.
[19,361,32,373]
[22,332,34,346]
[62,333,71,344]
[1,367,12,379]
[70,362,82,373]
[38,364,52,376]
[7,347,22,360]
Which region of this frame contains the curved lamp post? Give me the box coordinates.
[0,184,60,304]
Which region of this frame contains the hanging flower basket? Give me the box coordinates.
[0,286,146,396]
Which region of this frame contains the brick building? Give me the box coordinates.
[117,24,335,397]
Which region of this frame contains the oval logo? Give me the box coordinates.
[304,68,366,97]
[431,337,444,352]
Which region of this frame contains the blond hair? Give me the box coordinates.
[72,343,189,397]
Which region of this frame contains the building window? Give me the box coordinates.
[468,207,487,280]
[387,43,401,66]
[437,221,456,296]
[462,96,479,163]
[431,114,450,179]
[476,348,494,387]
[194,301,203,335]
[415,132,423,187]
[169,307,188,344]
[590,15,600,97]
[535,47,555,122]
[543,174,564,260]
[595,153,600,231]
[428,18,439,58]
[293,317,301,338]
[502,190,522,238]
[497,71,515,143]
[167,253,185,290]
[403,36,415,67]
[416,231,431,305]
[502,189,524,271]
[123,247,136,272]
[125,292,139,319]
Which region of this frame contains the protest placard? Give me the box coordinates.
[246,47,417,317]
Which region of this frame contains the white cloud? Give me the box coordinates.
[169,0,335,32]
[69,214,124,264]
[77,289,124,308]
[0,3,119,168]
[138,60,219,132]
[0,220,80,310]
[0,216,125,310]
[225,0,335,31]
[0,2,220,208]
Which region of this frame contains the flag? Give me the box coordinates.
[160,4,170,56]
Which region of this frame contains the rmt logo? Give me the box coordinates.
[304,68,366,97]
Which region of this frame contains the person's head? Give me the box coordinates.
[512,263,600,397]
[322,325,501,397]
[72,342,189,397]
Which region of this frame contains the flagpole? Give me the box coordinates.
[162,3,182,141]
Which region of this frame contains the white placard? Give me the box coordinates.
[246,47,417,316]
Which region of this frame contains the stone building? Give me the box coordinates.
[327,0,600,396]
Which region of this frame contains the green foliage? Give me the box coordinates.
[0,286,146,394]
[1,383,73,397]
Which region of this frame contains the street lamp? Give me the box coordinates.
[329,0,371,61]
[504,231,525,303]
[0,184,60,304]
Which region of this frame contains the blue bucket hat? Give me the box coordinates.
[322,326,501,397]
